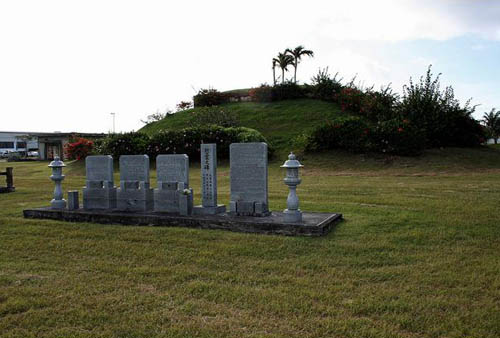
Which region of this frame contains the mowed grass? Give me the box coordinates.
[1,148,500,337]
[140,99,346,154]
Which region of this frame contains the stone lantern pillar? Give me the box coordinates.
[281,152,303,223]
[48,156,66,209]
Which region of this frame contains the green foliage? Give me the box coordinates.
[97,132,150,158]
[146,126,270,160]
[306,117,426,156]
[361,85,399,121]
[95,127,270,160]
[271,82,306,101]
[397,66,484,147]
[189,106,240,128]
[193,88,229,107]
[305,117,369,153]
[307,67,343,101]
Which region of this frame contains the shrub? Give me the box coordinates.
[336,86,366,114]
[307,67,343,101]
[368,119,426,155]
[397,66,484,148]
[249,84,274,103]
[64,137,94,160]
[190,106,240,128]
[98,132,150,158]
[305,117,369,153]
[193,88,229,107]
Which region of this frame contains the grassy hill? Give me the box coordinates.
[140,99,347,154]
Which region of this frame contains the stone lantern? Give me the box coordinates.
[48,156,66,209]
[281,152,303,223]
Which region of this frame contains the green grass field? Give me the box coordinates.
[1,147,500,337]
[140,99,346,155]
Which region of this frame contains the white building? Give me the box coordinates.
[0,131,39,155]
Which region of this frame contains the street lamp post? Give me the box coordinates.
[110,112,116,133]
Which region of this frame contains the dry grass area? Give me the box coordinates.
[1,147,500,337]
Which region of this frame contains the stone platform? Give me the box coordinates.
[23,207,342,237]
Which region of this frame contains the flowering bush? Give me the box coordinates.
[369,119,426,155]
[64,137,94,160]
[336,87,366,114]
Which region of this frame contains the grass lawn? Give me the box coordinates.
[1,148,500,337]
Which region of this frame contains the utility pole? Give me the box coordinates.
[110,112,116,133]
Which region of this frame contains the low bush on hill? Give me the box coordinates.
[305,116,426,156]
[95,126,271,160]
[193,88,229,107]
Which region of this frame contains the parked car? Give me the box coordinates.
[28,151,39,157]
[0,150,11,158]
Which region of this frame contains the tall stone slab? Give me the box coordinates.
[116,155,153,211]
[193,144,226,215]
[83,155,117,210]
[154,154,193,215]
[229,142,270,216]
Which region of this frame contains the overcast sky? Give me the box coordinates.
[1,0,499,133]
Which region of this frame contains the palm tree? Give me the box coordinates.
[273,53,294,84]
[482,108,500,144]
[285,45,314,83]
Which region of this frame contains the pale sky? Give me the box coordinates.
[1,0,499,133]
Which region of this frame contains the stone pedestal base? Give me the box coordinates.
[283,209,302,223]
[193,204,226,215]
[83,187,117,210]
[116,188,154,212]
[51,199,67,210]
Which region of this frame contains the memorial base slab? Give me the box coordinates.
[23,207,342,237]
[193,204,227,215]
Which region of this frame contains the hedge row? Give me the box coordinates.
[94,126,272,160]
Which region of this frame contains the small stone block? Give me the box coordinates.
[67,191,79,210]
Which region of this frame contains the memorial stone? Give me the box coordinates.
[229,142,270,216]
[154,154,193,214]
[67,191,79,210]
[83,155,117,210]
[193,144,226,215]
[116,155,153,211]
